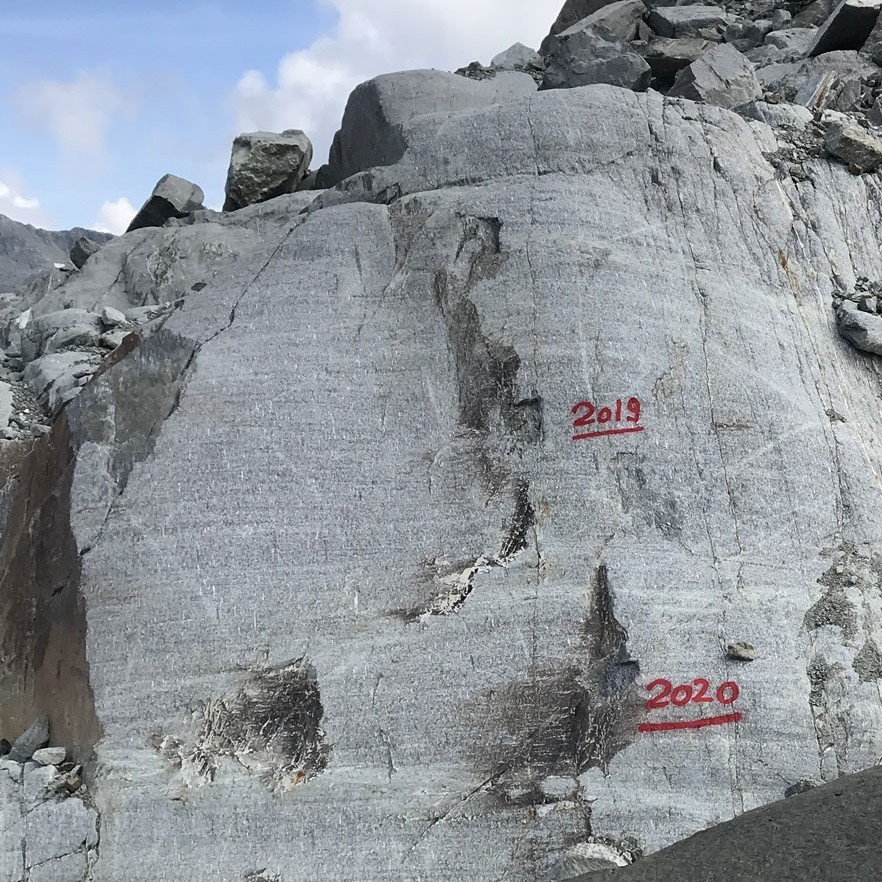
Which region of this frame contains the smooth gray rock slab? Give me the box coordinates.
[668,43,762,108]
[69,236,101,270]
[837,299,882,352]
[491,42,544,70]
[571,0,648,40]
[31,747,66,766]
[825,120,882,171]
[25,798,98,868]
[638,36,715,80]
[647,4,739,38]
[222,129,313,212]
[570,767,882,881]
[126,174,205,232]
[8,717,48,763]
[324,69,537,186]
[808,0,882,56]
[542,21,651,90]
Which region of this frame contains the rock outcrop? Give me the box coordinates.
[125,174,205,232]
[5,0,882,879]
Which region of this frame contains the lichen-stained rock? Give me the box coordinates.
[222,130,313,212]
[668,43,762,108]
[29,81,880,882]
[541,21,652,91]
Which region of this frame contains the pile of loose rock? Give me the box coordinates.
[0,717,97,882]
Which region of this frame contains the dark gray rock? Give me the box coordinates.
[860,11,882,62]
[542,21,651,91]
[838,299,882,352]
[222,130,313,212]
[668,43,762,108]
[807,0,882,56]
[126,174,205,232]
[825,120,882,171]
[69,236,102,270]
[571,0,647,41]
[646,5,739,38]
[8,717,49,762]
[638,37,715,83]
[540,0,622,52]
[569,766,882,881]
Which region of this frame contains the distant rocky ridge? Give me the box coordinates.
[4,0,882,879]
[0,215,112,293]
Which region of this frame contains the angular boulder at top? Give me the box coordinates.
[126,174,205,232]
[668,43,762,108]
[541,21,652,91]
[69,236,102,270]
[573,766,882,881]
[646,4,739,38]
[571,0,648,42]
[323,69,537,187]
[807,0,882,56]
[540,0,622,52]
[222,129,313,212]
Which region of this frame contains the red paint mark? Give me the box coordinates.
[572,426,645,441]
[644,679,740,710]
[639,712,743,733]
[571,397,643,440]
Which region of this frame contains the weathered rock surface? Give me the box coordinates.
[573,0,648,41]
[646,5,739,39]
[668,43,763,108]
[126,174,205,232]
[825,119,882,169]
[222,130,313,212]
[542,21,652,91]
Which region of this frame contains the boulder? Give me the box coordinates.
[807,0,882,56]
[222,130,313,212]
[825,120,882,170]
[737,99,814,128]
[570,0,648,41]
[646,4,739,38]
[569,767,882,881]
[20,309,102,362]
[7,717,48,763]
[765,27,818,54]
[838,300,882,352]
[323,69,537,187]
[126,174,205,232]
[637,37,715,83]
[490,43,544,71]
[541,21,652,91]
[69,236,102,270]
[540,0,622,51]
[668,43,762,108]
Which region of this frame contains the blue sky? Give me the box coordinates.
[1,1,559,233]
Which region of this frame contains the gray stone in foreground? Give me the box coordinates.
[646,4,738,38]
[68,236,101,269]
[222,130,313,212]
[541,21,651,91]
[668,43,762,109]
[572,766,882,881]
[7,717,48,763]
[837,299,882,352]
[807,0,882,56]
[126,173,205,232]
[825,120,882,171]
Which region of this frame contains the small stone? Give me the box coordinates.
[726,641,757,661]
[8,716,49,762]
[31,747,66,766]
[0,758,22,781]
[64,771,82,793]
[101,305,128,327]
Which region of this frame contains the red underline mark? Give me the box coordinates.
[572,427,646,441]
[638,712,742,733]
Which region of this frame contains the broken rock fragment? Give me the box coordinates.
[126,173,205,232]
[69,236,102,269]
[807,0,882,57]
[8,717,49,763]
[825,120,882,170]
[837,299,882,353]
[668,43,762,109]
[726,642,756,661]
[223,129,314,212]
[541,20,651,91]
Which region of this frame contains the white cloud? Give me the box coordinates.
[93,197,136,235]
[0,172,48,226]
[231,0,560,166]
[15,72,131,153]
